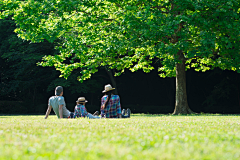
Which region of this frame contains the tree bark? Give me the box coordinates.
[173,51,194,115]
[105,67,118,95]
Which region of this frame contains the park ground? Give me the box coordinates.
[0,114,239,160]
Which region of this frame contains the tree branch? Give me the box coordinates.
[114,2,122,8]
[102,18,115,21]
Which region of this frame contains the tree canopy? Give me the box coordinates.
[1,0,240,114]
[0,18,104,113]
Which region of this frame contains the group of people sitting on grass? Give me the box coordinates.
[44,84,131,119]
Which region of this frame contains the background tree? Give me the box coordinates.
[1,0,240,114]
[0,18,55,103]
[0,18,106,113]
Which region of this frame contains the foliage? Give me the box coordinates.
[200,69,239,107]
[0,115,240,159]
[47,70,103,94]
[1,0,240,114]
[0,18,57,101]
[1,0,240,81]
[203,77,235,107]
[0,19,104,106]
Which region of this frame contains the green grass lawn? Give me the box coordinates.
[0,114,240,160]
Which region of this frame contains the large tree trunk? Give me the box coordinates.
[173,52,194,115]
[105,68,118,95]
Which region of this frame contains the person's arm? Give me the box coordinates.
[100,106,105,118]
[80,105,87,117]
[101,104,105,109]
[116,96,122,118]
[59,104,64,119]
[74,106,79,118]
[101,96,108,109]
[45,105,52,119]
[58,97,65,119]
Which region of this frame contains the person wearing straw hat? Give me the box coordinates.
[45,86,72,119]
[101,84,131,118]
[73,97,100,119]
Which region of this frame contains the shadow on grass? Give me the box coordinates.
[132,113,240,117]
[132,114,170,117]
[0,113,239,118]
[0,113,49,117]
[171,113,240,116]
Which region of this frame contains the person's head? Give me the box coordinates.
[105,90,113,98]
[55,86,63,96]
[76,97,88,105]
[102,84,115,107]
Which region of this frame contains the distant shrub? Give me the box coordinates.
[0,101,27,113]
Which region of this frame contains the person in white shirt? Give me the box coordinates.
[45,86,71,119]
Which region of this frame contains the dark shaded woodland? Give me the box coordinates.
[1,19,240,114]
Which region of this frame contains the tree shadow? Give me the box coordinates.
[132,113,240,117]
[132,114,171,117]
[0,114,45,117]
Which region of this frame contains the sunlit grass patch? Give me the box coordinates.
[0,115,240,159]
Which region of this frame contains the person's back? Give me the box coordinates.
[100,84,131,118]
[101,94,121,118]
[49,96,70,118]
[45,86,71,119]
[73,97,100,119]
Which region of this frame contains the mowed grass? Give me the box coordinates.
[0,114,240,160]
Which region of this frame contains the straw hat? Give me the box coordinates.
[102,84,115,93]
[76,97,88,103]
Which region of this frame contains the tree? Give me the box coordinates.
[0,18,59,110]
[0,18,104,113]
[1,0,240,114]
